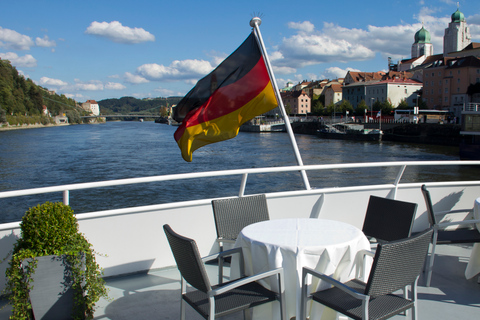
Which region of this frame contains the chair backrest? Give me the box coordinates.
[163,224,211,293]
[421,184,437,226]
[212,194,270,241]
[365,228,433,297]
[362,195,418,242]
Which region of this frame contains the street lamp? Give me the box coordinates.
[370,98,374,122]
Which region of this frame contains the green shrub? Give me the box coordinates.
[4,202,108,320]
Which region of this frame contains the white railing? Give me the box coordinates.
[1,160,480,290]
[2,160,480,208]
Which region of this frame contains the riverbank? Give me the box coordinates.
[0,123,70,131]
[292,122,462,146]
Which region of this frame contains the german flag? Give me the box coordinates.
[173,32,278,162]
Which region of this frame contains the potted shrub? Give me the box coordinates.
[3,202,108,320]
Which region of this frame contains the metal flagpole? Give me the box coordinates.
[250,17,311,190]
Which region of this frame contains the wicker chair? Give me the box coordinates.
[300,228,433,320]
[212,194,270,251]
[362,195,418,244]
[163,224,286,320]
[421,184,480,286]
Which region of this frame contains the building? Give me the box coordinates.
[367,78,422,108]
[412,25,434,59]
[281,90,311,115]
[81,100,100,116]
[444,8,471,56]
[422,56,480,116]
[323,84,343,106]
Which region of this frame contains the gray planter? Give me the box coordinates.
[23,255,85,320]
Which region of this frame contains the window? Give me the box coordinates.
[445,97,448,102]
[405,88,408,94]
[431,72,434,77]
[439,72,442,76]
[457,79,460,83]
[457,88,460,93]
[445,88,448,93]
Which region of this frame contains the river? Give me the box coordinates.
[0,121,466,223]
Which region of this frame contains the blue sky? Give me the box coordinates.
[1,0,479,103]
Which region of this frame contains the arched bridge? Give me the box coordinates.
[81,115,164,119]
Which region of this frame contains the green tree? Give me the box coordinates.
[397,99,409,109]
[355,100,368,116]
[311,99,324,116]
[380,99,394,115]
[65,109,81,124]
[0,106,6,123]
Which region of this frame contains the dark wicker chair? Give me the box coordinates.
[362,195,418,244]
[212,194,270,251]
[163,224,286,320]
[300,228,433,320]
[421,184,480,286]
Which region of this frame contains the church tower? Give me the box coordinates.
[443,7,471,55]
[412,24,433,58]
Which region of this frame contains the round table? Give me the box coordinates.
[234,218,370,320]
[465,198,480,280]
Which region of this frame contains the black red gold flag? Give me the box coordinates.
[173,32,278,162]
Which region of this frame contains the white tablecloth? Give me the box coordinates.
[234,218,370,320]
[465,198,480,280]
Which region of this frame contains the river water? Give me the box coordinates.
[0,121,468,223]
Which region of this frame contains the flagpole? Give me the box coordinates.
[250,17,311,190]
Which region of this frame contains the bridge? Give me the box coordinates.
[80,114,164,119]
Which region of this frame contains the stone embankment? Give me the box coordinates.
[0,123,69,131]
[292,122,461,146]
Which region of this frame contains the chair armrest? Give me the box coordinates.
[302,267,368,301]
[211,267,284,296]
[201,247,243,263]
[216,238,236,244]
[437,218,480,229]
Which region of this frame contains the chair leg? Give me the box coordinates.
[180,298,186,320]
[425,235,438,287]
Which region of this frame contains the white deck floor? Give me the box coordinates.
[0,243,478,320]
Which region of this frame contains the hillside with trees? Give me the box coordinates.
[98,96,182,116]
[0,59,80,125]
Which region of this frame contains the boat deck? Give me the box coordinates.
[0,243,478,319]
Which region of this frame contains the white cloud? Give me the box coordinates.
[0,52,37,67]
[124,72,149,84]
[136,59,213,81]
[39,76,68,87]
[273,66,297,74]
[85,21,155,44]
[324,67,360,79]
[287,21,315,33]
[35,35,56,47]
[0,27,34,50]
[73,79,104,91]
[105,82,126,90]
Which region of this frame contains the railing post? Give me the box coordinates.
[63,190,69,206]
[239,173,248,197]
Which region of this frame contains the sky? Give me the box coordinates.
[1,0,479,103]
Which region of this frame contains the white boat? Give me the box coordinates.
[0,161,479,319]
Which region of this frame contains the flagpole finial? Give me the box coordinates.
[250,17,262,28]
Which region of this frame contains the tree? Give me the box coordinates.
[311,99,324,116]
[65,109,81,124]
[0,106,6,123]
[355,100,368,116]
[397,99,409,109]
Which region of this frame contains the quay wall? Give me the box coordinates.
[292,122,462,146]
